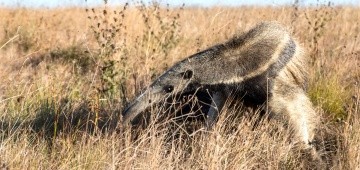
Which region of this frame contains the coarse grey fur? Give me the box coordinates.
[122,21,319,148]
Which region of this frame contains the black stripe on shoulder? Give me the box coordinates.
[268,38,296,78]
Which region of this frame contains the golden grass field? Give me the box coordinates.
[0,3,359,169]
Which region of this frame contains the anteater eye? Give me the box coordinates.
[181,70,193,79]
[164,85,174,93]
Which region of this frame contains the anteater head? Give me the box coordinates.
[122,65,195,126]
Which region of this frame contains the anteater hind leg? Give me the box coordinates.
[269,81,319,147]
[269,84,326,166]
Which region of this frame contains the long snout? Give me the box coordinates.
[122,89,163,126]
[122,100,145,126]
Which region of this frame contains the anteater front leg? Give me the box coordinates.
[206,91,226,130]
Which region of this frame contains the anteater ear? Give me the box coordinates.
[180,70,193,79]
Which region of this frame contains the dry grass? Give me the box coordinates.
[0,4,359,169]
